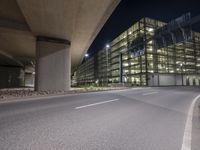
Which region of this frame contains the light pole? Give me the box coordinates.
[119,52,123,84]
[84,53,89,85]
[106,44,110,85]
[119,49,128,85]
[180,63,183,86]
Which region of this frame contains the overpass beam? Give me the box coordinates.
[35,36,71,91]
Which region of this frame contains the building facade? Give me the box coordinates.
[75,47,109,86]
[75,17,200,86]
[76,57,95,85]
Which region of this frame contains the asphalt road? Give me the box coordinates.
[0,87,199,150]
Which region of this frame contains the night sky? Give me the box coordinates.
[88,0,200,55]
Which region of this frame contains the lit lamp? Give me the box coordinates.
[106,44,110,48]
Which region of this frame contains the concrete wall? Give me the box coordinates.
[0,66,23,88]
[159,74,175,86]
[148,74,159,86]
[185,75,200,86]
[175,75,182,86]
[148,74,200,86]
[25,73,34,87]
[195,78,200,86]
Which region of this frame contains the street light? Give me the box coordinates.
[85,53,89,58]
[105,44,110,85]
[180,63,183,86]
[106,44,110,48]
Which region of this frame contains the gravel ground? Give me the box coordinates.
[0,87,129,102]
[0,88,65,100]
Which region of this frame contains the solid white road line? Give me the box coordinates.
[75,99,120,109]
[142,91,158,96]
[181,94,200,150]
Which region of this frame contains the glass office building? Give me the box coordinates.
[75,17,200,86]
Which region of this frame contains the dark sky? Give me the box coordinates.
[88,0,200,55]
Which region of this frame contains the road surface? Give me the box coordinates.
[0,87,199,150]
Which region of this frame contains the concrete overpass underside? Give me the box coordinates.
[0,0,120,90]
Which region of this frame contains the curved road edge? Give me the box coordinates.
[191,95,200,150]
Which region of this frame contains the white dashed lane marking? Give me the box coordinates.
[75,99,120,109]
[142,91,158,96]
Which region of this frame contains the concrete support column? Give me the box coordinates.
[35,36,71,91]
